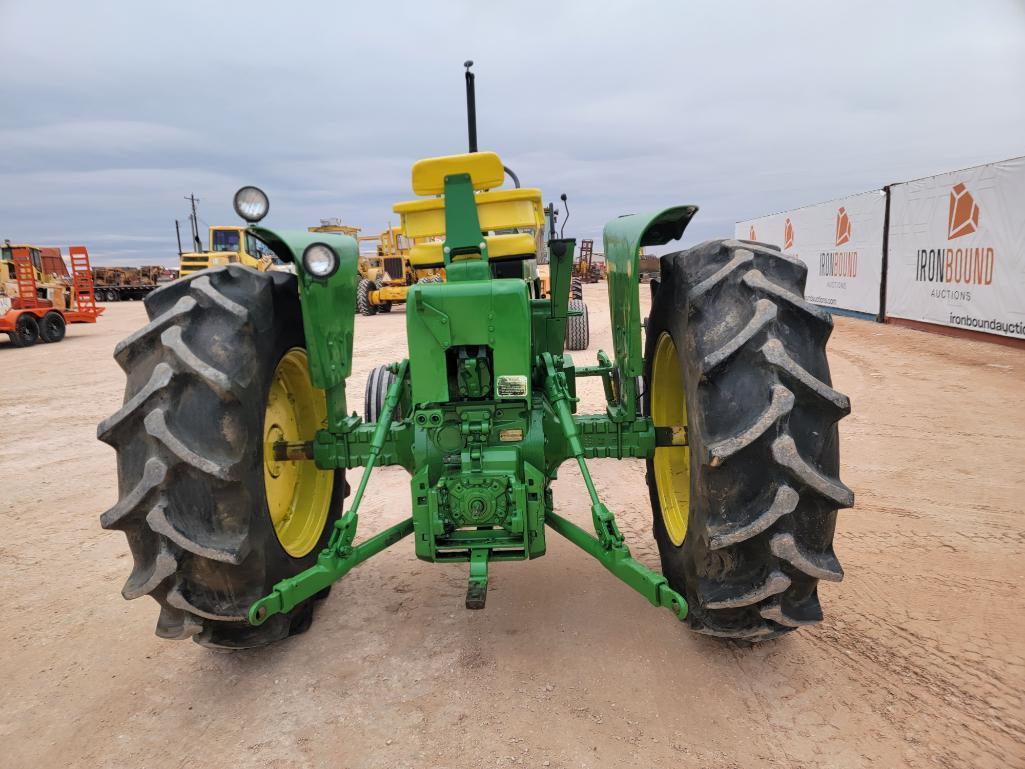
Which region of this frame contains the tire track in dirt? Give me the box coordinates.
[805,612,1025,767]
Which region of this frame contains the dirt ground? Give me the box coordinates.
[1,282,1023,769]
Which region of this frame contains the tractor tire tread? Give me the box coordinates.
[99,265,343,649]
[565,299,589,351]
[364,364,398,423]
[645,238,851,640]
[357,278,376,316]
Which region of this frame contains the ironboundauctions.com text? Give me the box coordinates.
[948,313,1025,337]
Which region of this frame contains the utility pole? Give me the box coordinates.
[185,194,202,251]
[175,219,184,258]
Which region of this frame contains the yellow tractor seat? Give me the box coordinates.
[411,151,506,196]
[409,233,538,268]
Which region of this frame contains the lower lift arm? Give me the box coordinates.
[540,353,688,621]
[249,361,413,626]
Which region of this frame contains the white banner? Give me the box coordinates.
[735,190,886,316]
[886,156,1025,339]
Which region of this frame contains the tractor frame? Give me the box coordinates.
[245,161,698,628]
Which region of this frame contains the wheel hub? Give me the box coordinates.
[263,348,334,557]
[651,332,690,547]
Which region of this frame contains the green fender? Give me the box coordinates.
[250,227,359,426]
[602,206,698,381]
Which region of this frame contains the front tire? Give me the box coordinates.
[644,239,852,640]
[374,279,393,313]
[98,266,345,648]
[357,278,377,316]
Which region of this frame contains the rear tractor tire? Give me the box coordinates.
[565,299,589,351]
[357,278,377,316]
[571,277,584,300]
[644,239,852,640]
[98,265,346,648]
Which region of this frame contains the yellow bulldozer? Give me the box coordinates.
[179,225,283,277]
[309,219,442,315]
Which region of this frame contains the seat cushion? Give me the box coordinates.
[408,233,538,267]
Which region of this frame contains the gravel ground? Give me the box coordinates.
[1,281,1022,768]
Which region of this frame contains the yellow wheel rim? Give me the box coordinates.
[263,348,334,557]
[651,332,690,546]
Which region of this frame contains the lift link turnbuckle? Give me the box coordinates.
[248,360,415,626]
[539,353,688,621]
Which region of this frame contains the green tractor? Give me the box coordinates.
[99,65,851,648]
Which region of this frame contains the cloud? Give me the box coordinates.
[0,120,207,163]
[1,0,1023,265]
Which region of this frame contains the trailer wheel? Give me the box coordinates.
[40,311,66,343]
[357,278,376,316]
[364,364,402,423]
[565,299,589,351]
[98,266,345,648]
[9,313,40,347]
[644,239,852,640]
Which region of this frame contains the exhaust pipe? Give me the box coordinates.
[464,60,477,153]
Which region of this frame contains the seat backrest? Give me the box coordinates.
[411,152,505,196]
[394,152,546,266]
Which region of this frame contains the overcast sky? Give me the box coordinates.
[2,0,1024,265]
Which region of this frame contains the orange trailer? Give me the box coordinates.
[0,245,104,347]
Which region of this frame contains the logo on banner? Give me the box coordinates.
[819,208,857,279]
[835,207,851,246]
[947,182,980,239]
[748,225,757,240]
[915,181,993,292]
[783,218,794,250]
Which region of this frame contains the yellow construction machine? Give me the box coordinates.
[179,225,281,277]
[310,219,442,315]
